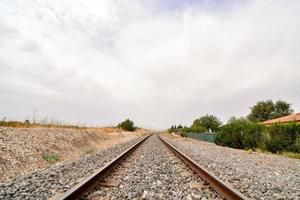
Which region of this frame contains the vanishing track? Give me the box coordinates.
[57,135,247,200]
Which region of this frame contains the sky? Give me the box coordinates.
[0,0,300,129]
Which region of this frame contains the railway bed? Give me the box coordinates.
[57,135,247,200]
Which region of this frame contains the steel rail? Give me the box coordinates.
[56,134,151,200]
[158,135,248,200]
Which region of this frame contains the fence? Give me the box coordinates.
[185,132,216,143]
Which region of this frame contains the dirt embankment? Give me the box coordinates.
[0,127,148,182]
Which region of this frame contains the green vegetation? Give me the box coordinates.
[43,153,60,164]
[117,119,136,131]
[215,99,299,154]
[180,132,187,137]
[192,114,222,132]
[215,120,300,153]
[247,100,293,122]
[169,99,299,157]
[264,123,300,153]
[215,118,263,150]
[168,114,221,134]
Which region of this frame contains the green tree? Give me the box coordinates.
[227,116,247,124]
[273,100,293,118]
[248,100,274,122]
[117,119,136,131]
[192,114,222,132]
[168,125,177,133]
[248,100,293,122]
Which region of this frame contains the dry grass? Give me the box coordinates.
[245,149,254,154]
[0,120,86,129]
[0,120,148,136]
[86,127,122,133]
[281,152,300,159]
[83,148,96,155]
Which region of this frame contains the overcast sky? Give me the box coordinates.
[0,0,300,129]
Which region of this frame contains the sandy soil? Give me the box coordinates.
[0,127,148,182]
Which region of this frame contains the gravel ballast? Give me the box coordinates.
[87,135,222,200]
[163,135,300,200]
[0,136,143,199]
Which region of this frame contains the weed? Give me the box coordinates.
[43,153,60,164]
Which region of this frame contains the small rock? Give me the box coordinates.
[142,190,148,199]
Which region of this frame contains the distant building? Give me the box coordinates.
[262,112,300,125]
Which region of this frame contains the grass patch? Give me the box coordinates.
[281,152,300,159]
[43,153,60,164]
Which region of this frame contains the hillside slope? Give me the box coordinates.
[0,127,147,182]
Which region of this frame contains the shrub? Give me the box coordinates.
[215,118,263,150]
[264,123,300,153]
[180,132,187,137]
[216,118,300,153]
[117,119,136,131]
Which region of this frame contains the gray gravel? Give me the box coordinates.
[87,135,222,200]
[163,136,300,200]
[0,136,143,199]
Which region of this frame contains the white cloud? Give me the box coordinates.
[0,0,300,128]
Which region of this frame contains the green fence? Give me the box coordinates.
[185,132,216,143]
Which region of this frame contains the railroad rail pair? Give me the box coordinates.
[56,134,247,200]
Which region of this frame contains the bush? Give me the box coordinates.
[216,118,300,153]
[117,119,136,131]
[215,118,263,150]
[180,132,187,137]
[264,123,300,153]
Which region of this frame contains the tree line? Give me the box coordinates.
[169,100,300,153]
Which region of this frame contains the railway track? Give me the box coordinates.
[55,134,247,200]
